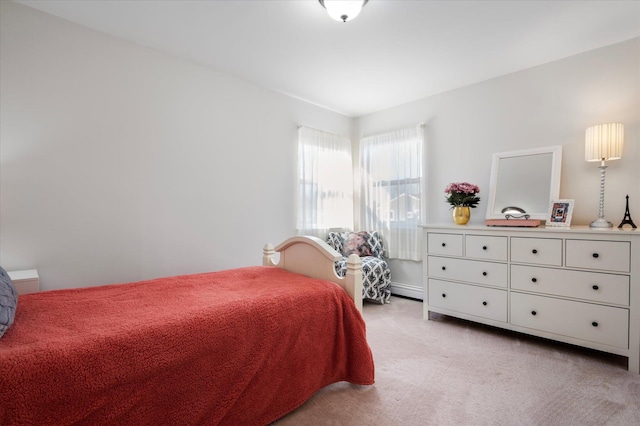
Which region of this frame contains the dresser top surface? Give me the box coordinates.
[422,223,639,237]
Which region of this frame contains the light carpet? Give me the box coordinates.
[274,296,640,425]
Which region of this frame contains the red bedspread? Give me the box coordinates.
[0,266,374,425]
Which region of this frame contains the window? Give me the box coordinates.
[360,125,424,260]
[297,126,353,237]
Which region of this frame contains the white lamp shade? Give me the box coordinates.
[585,122,624,162]
[322,1,367,22]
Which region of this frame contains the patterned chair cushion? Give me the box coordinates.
[365,231,384,259]
[326,232,345,255]
[327,231,391,304]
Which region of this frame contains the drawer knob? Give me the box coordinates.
[482,301,488,306]
[592,285,599,291]
[482,246,488,251]
[442,242,446,247]
[531,278,537,283]
[592,321,599,327]
[442,293,447,298]
[442,266,446,271]
[482,272,487,276]
[532,249,538,254]
[531,310,537,316]
[592,253,599,258]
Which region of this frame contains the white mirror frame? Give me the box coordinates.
[486,145,563,221]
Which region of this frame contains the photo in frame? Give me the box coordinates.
[546,199,574,227]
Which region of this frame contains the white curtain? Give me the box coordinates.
[297,126,354,239]
[360,125,424,260]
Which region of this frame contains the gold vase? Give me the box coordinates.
[452,206,470,225]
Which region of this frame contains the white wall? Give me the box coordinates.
[357,37,639,293]
[0,2,352,290]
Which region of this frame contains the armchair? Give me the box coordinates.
[326,231,391,304]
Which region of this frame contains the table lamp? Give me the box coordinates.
[585,122,624,228]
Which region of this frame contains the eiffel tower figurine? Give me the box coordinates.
[618,195,637,229]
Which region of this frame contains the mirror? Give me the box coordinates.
[486,146,562,221]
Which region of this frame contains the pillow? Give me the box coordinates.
[0,266,18,339]
[342,232,372,257]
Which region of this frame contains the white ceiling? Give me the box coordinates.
[15,0,640,117]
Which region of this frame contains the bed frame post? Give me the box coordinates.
[346,254,363,313]
[263,243,275,266]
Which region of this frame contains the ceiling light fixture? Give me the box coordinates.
[319,0,369,23]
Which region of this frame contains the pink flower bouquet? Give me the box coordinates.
[444,182,481,208]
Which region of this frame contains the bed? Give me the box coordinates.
[0,236,374,426]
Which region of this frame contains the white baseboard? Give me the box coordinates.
[390,282,423,300]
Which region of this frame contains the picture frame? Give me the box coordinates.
[546,199,574,227]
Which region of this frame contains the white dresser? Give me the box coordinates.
[422,224,640,373]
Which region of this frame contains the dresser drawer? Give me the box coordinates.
[466,235,508,261]
[428,256,508,288]
[429,279,507,322]
[428,233,463,257]
[511,237,562,266]
[511,292,629,349]
[511,265,630,305]
[566,240,631,273]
